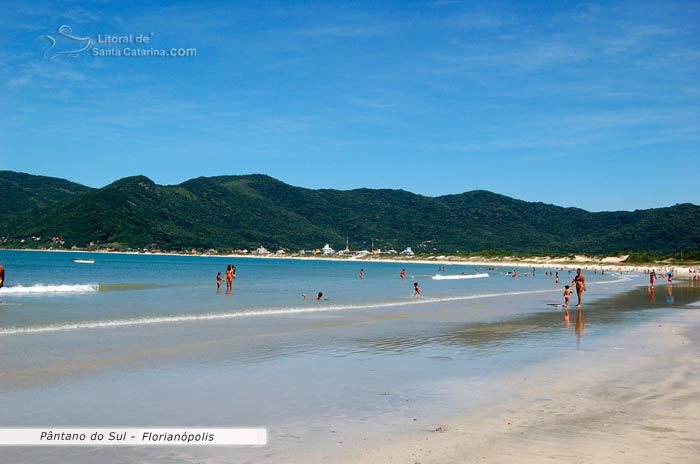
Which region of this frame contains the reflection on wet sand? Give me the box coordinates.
[353,283,700,355]
[575,307,585,347]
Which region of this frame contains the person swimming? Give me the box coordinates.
[413,282,421,297]
[315,291,325,301]
[400,269,406,279]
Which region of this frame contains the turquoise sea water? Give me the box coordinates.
[0,250,620,333]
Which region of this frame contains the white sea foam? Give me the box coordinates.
[0,274,635,336]
[0,284,99,295]
[432,273,489,280]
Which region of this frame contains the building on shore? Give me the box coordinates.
[253,246,270,255]
[322,244,335,255]
[400,247,415,256]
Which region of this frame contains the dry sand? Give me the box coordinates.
[315,313,700,464]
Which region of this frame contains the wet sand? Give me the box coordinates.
[333,311,700,464]
[1,281,699,464]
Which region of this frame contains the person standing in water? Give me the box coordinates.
[359,268,364,279]
[413,282,421,297]
[216,272,223,292]
[225,265,233,291]
[555,271,559,284]
[571,268,586,307]
[0,264,4,288]
[400,269,406,279]
[649,270,656,287]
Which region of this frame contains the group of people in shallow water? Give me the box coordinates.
[213,264,588,306]
[299,268,421,300]
[646,269,674,287]
[561,268,587,325]
[216,264,236,293]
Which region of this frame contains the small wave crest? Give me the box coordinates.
[0,284,99,295]
[432,273,489,280]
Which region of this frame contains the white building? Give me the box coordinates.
[400,247,415,256]
[253,246,269,255]
[322,244,335,255]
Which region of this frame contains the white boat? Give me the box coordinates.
[71,258,95,264]
[432,273,489,280]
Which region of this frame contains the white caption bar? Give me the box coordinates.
[0,428,267,446]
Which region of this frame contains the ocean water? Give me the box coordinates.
[0,250,622,334]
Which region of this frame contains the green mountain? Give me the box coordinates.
[0,171,92,218]
[1,171,698,255]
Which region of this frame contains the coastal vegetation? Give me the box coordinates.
[1,171,698,258]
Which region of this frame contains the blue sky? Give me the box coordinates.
[1,0,698,211]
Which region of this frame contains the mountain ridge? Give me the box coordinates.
[0,170,698,255]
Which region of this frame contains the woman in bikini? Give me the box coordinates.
[571,268,586,307]
[225,265,233,291]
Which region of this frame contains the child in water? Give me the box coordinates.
[216,272,223,290]
[563,285,571,323]
[413,282,421,297]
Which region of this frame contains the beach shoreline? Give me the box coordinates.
[0,247,686,275]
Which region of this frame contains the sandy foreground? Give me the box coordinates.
[300,311,700,464]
